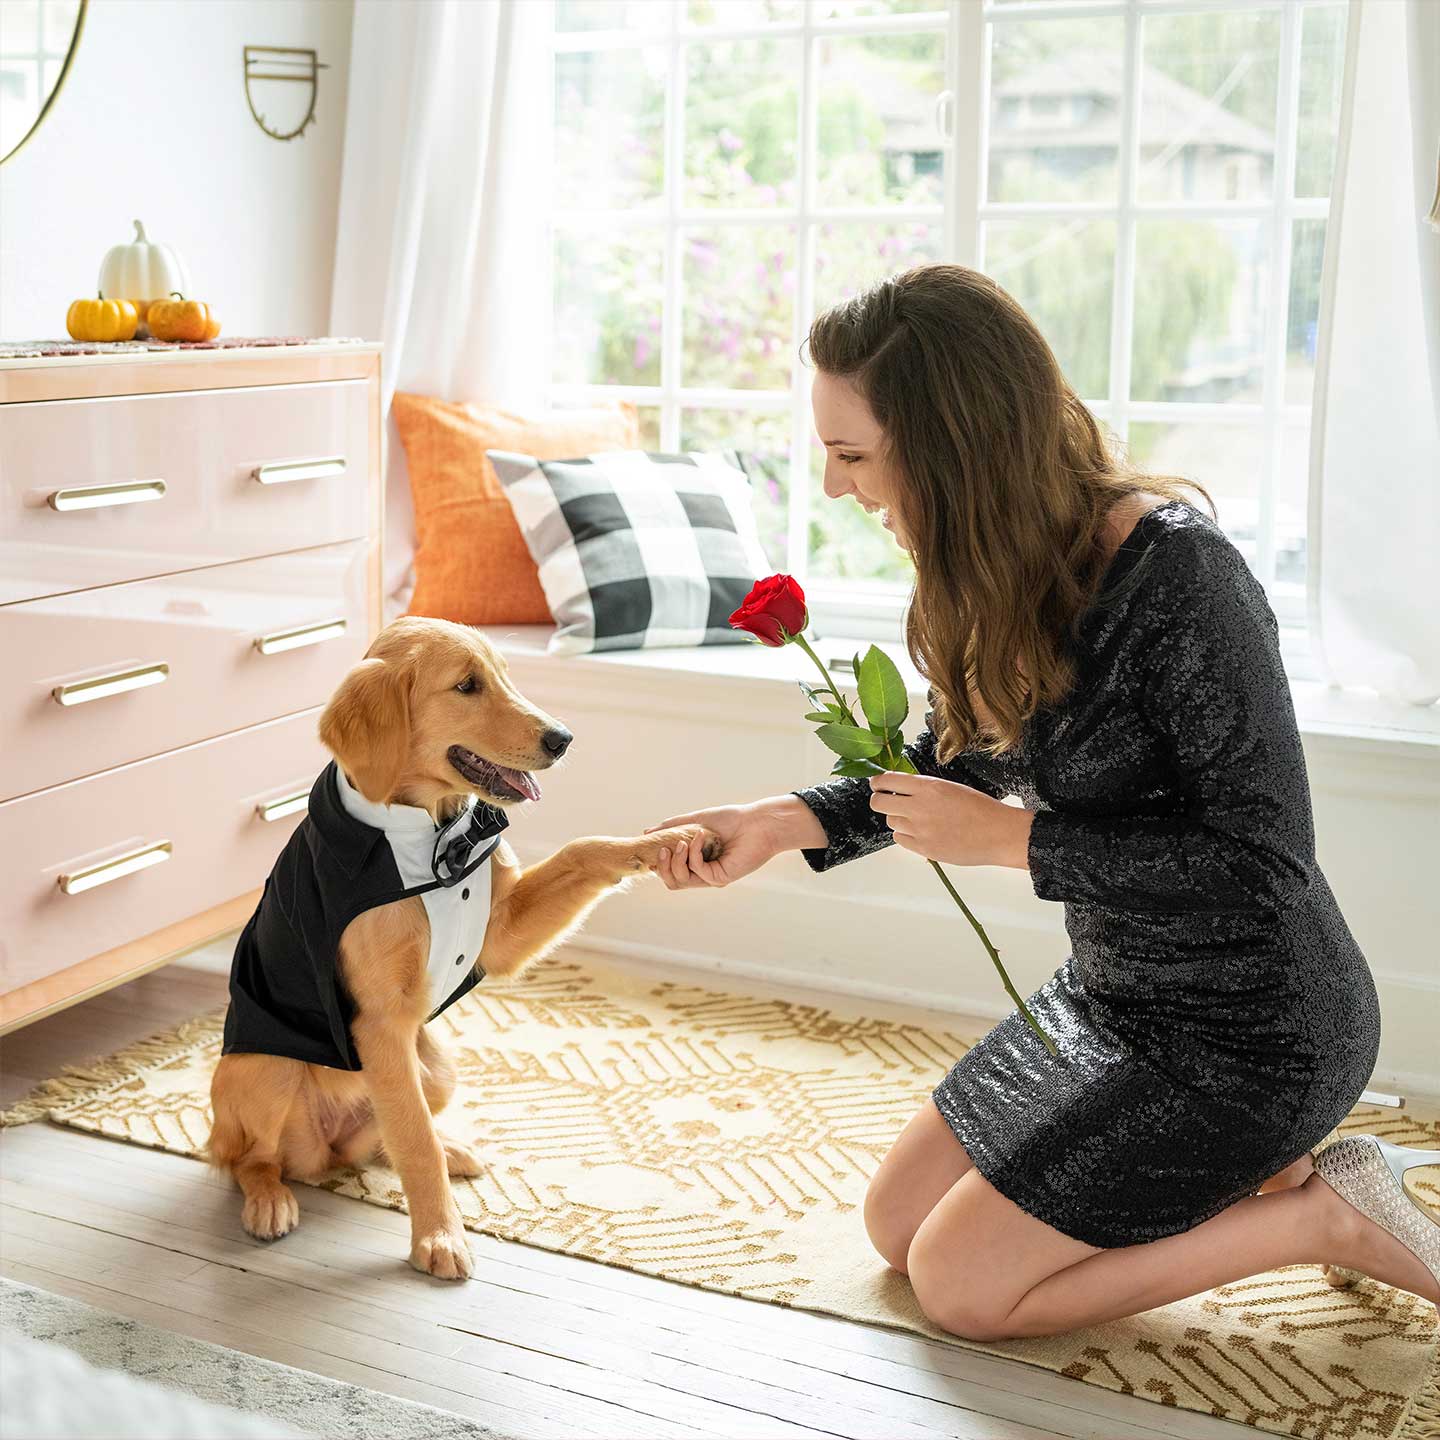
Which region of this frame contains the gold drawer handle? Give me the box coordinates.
[253,456,347,485]
[254,618,347,655]
[59,841,172,896]
[48,479,167,512]
[256,789,309,823]
[52,662,170,707]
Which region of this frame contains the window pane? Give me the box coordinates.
[1137,10,1279,203]
[808,434,915,584]
[635,406,663,450]
[1,2,37,55]
[685,38,801,209]
[42,0,79,50]
[554,48,665,211]
[688,0,802,25]
[553,228,664,387]
[815,220,942,305]
[1286,219,1326,405]
[1126,422,1267,574]
[987,17,1125,204]
[679,408,791,569]
[1132,219,1268,404]
[1296,3,1348,198]
[1276,420,1310,591]
[815,31,947,209]
[984,219,1115,402]
[681,226,795,390]
[556,1,670,32]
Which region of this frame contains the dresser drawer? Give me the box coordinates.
[0,710,327,994]
[0,380,370,604]
[0,542,369,800]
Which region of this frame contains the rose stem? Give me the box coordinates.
[788,629,858,725]
[926,858,1058,1055]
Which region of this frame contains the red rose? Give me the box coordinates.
[730,574,808,647]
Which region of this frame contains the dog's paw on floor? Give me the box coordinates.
[242,1184,300,1241]
[409,1223,473,1280]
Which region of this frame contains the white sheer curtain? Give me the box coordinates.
[329,0,554,618]
[1309,0,1440,705]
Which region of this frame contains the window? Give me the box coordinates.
[547,0,1348,651]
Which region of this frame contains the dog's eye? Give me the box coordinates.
[455,676,477,695]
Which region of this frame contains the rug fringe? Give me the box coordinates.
[0,1008,225,1128]
[1399,1338,1440,1440]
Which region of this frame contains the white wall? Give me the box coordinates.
[493,645,1440,1100]
[0,0,353,339]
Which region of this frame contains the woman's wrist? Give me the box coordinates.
[1002,805,1035,870]
[752,793,828,854]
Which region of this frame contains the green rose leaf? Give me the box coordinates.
[803,709,839,723]
[857,644,908,733]
[831,757,885,778]
[815,722,885,760]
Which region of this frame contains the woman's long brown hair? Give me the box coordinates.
[805,262,1212,762]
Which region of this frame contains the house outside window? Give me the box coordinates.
[547,0,1347,655]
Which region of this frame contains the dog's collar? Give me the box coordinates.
[332,764,508,889]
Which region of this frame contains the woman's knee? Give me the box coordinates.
[863,1174,916,1273]
[906,1224,1017,1341]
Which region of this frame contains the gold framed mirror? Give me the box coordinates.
[0,0,88,167]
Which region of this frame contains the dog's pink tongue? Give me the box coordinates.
[499,765,541,802]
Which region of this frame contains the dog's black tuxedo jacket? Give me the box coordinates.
[222,760,509,1071]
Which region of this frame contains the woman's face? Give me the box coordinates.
[810,370,908,548]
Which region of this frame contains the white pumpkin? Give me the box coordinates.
[97,220,191,309]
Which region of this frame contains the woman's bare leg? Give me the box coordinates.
[904,1155,1440,1342]
[1256,1150,1314,1192]
[864,1098,975,1273]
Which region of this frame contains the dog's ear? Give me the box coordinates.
[318,657,411,803]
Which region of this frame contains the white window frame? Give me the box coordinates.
[546,0,1336,664]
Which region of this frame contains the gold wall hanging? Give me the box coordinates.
[243,45,327,142]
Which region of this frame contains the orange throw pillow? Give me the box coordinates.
[394,394,641,625]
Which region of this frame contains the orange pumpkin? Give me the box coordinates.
[147,292,221,342]
[66,295,139,342]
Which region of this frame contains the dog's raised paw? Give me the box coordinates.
[242,1185,299,1241]
[638,825,723,871]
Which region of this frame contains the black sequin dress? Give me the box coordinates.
[792,501,1381,1248]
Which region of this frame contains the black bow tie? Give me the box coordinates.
[431,801,509,887]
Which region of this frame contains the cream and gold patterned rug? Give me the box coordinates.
[6,956,1438,1439]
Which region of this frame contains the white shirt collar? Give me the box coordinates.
[333,764,462,838]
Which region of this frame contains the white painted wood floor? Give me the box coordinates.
[0,941,1260,1440]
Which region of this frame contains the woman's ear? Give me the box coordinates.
[318,657,412,803]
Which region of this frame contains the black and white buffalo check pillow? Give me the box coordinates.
[486,448,775,655]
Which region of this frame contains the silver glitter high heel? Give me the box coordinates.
[1313,1135,1440,1307]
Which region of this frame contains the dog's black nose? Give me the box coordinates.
[541,726,573,758]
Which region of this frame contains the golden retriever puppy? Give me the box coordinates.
[208,616,720,1279]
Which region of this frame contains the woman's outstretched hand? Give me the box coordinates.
[643,799,807,890]
[867,771,1033,868]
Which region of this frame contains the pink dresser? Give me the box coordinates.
[0,344,383,1031]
